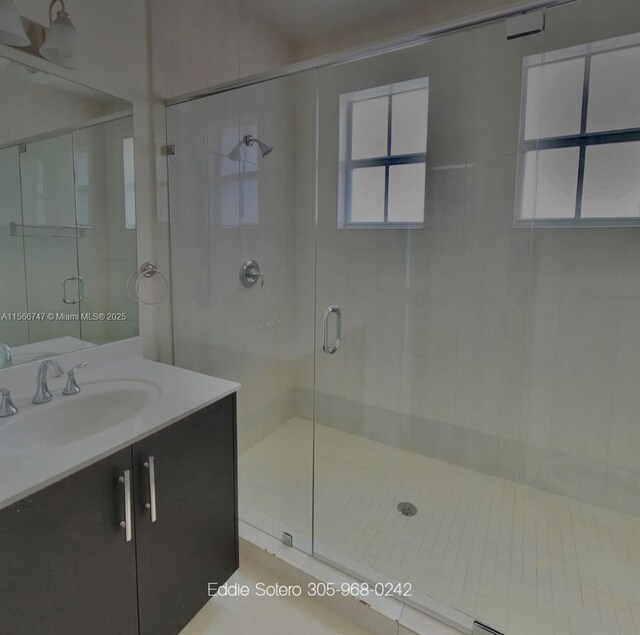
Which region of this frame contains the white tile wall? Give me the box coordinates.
[306,0,640,514]
[169,71,316,455]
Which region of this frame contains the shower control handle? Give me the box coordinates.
[240,260,264,288]
[323,305,342,354]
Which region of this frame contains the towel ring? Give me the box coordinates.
[127,261,169,306]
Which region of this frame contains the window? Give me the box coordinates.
[123,137,136,230]
[339,78,429,228]
[517,33,640,226]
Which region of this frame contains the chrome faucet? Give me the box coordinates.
[0,343,12,369]
[32,359,64,405]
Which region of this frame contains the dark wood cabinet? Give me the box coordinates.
[0,448,138,635]
[0,394,238,635]
[134,396,238,635]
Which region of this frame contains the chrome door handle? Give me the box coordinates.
[119,470,133,542]
[322,305,342,354]
[62,276,84,304]
[143,456,157,522]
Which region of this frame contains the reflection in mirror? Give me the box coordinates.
[0,59,138,367]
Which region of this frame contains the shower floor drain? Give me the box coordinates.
[397,502,417,517]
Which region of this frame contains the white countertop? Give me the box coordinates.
[0,339,239,511]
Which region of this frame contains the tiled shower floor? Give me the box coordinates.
[239,418,640,635]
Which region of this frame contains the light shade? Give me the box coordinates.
[0,0,30,47]
[40,5,77,69]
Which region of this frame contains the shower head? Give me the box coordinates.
[243,134,273,157]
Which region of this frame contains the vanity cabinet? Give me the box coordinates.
[0,394,238,635]
[134,396,238,635]
[0,447,139,635]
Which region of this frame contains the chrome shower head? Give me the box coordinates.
[243,134,273,157]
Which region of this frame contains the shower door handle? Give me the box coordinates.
[323,305,341,354]
[62,276,84,305]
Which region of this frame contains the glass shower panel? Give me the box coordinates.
[168,69,317,553]
[73,117,139,346]
[519,1,640,634]
[0,146,28,354]
[314,17,543,634]
[19,135,81,343]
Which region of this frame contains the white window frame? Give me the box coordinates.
[516,32,640,228]
[338,77,429,229]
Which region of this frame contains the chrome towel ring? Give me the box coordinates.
[127,261,169,306]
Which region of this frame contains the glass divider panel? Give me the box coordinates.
[314,17,544,634]
[167,69,318,554]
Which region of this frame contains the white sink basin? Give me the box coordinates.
[0,379,161,453]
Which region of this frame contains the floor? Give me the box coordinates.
[239,418,640,635]
[179,558,374,635]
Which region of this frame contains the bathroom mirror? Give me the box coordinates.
[0,57,139,367]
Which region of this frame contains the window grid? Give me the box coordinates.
[519,45,640,225]
[345,91,427,227]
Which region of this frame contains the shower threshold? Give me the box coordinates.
[239,519,468,635]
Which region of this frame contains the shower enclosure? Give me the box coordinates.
[167,0,640,632]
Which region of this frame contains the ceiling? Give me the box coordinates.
[242,0,429,43]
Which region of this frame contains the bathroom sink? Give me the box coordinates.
[0,380,161,453]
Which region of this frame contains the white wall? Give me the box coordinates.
[150,0,294,100]
[294,0,520,60]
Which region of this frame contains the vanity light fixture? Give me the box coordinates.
[0,0,30,47]
[40,0,78,68]
[0,0,79,69]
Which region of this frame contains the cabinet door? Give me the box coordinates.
[134,395,238,635]
[0,448,138,635]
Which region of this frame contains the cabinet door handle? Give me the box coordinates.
[143,457,157,522]
[118,470,133,542]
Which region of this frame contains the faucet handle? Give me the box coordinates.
[0,389,18,418]
[63,363,87,396]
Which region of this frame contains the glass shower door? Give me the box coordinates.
[313,17,544,634]
[19,135,82,343]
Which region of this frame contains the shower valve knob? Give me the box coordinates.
[240,260,265,288]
